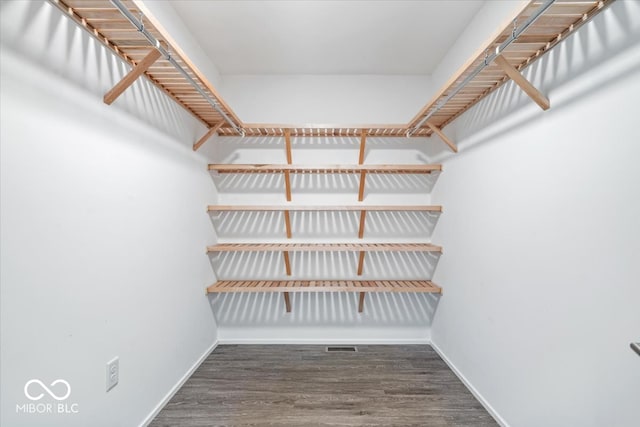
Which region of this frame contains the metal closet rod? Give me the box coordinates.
[109,0,244,136]
[407,0,556,137]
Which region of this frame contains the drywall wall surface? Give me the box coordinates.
[208,136,440,343]
[135,0,224,91]
[0,2,219,426]
[430,2,640,426]
[429,0,528,104]
[219,74,432,124]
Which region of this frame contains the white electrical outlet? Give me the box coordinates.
[106,357,119,391]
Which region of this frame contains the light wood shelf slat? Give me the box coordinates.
[208,164,442,174]
[207,280,442,294]
[207,205,442,212]
[207,243,442,253]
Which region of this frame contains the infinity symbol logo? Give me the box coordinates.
[24,379,71,401]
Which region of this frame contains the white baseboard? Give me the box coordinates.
[139,339,218,427]
[218,338,430,345]
[430,341,509,427]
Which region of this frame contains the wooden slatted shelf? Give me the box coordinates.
[223,126,410,138]
[55,0,612,147]
[208,164,442,174]
[207,243,442,253]
[207,280,442,294]
[206,279,442,313]
[407,0,613,137]
[207,205,442,212]
[50,0,242,131]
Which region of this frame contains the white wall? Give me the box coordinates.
[217,1,527,126]
[220,74,431,124]
[133,1,529,127]
[206,136,441,343]
[135,0,224,90]
[0,2,219,426]
[135,1,434,126]
[430,2,640,426]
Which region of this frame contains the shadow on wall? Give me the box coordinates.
[213,136,435,163]
[209,292,440,327]
[208,251,440,280]
[0,0,201,143]
[425,0,640,161]
[210,210,441,241]
[210,136,439,197]
[212,172,439,198]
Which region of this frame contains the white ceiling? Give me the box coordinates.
[170,0,485,75]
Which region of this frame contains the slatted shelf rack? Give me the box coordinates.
[207,157,443,311]
[206,280,442,313]
[208,164,442,174]
[207,280,442,294]
[208,205,442,240]
[207,243,442,253]
[208,205,442,212]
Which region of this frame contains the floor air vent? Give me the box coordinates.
[326,346,357,352]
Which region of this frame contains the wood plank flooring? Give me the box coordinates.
[150,345,497,427]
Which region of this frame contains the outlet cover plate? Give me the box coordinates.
[106,357,119,391]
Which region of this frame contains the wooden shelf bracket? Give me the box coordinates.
[283,129,293,201]
[104,48,162,105]
[426,122,458,153]
[282,128,293,283]
[193,121,224,151]
[284,128,293,164]
[284,292,292,312]
[358,210,367,239]
[357,129,368,202]
[357,129,368,276]
[494,54,550,111]
[358,129,367,164]
[357,251,366,276]
[283,251,292,275]
[358,292,366,313]
[283,211,292,238]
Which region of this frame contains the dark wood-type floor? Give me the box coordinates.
[150,345,497,426]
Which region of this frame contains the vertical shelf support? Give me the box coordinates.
[284,292,292,313]
[283,251,292,275]
[282,129,293,286]
[283,211,292,238]
[357,129,368,277]
[358,210,367,238]
[284,174,292,201]
[358,292,366,313]
[285,128,293,164]
[357,251,366,276]
[283,129,293,201]
[357,129,367,201]
[358,129,367,164]
[357,172,367,202]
